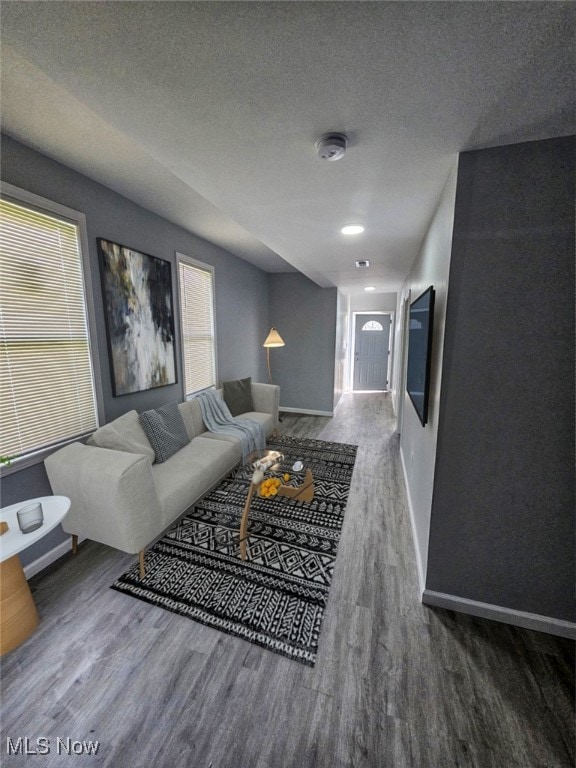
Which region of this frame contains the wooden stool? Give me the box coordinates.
[0,554,39,655]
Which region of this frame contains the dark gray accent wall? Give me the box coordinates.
[1,134,270,565]
[426,136,575,622]
[268,274,337,413]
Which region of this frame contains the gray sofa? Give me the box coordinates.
[45,383,279,575]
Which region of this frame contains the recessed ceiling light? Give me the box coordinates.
[364,286,376,292]
[341,225,364,235]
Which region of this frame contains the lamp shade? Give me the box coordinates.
[263,328,285,348]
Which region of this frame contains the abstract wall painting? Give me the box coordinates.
[97,239,177,396]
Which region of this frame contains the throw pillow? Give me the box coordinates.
[87,410,156,461]
[139,402,191,464]
[223,377,254,417]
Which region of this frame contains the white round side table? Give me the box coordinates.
[0,495,70,655]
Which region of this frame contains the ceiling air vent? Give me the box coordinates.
[355,260,370,268]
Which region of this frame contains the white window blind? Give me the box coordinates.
[0,197,98,460]
[177,255,216,396]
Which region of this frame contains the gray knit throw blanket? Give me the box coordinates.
[196,389,265,461]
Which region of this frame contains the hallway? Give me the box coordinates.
[1,393,573,767]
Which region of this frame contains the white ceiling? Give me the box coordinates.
[1,2,574,295]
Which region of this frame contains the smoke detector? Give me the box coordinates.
[355,260,370,268]
[315,133,348,161]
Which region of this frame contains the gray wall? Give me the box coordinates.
[1,134,270,565]
[350,292,397,313]
[397,164,458,589]
[268,273,337,413]
[426,136,575,622]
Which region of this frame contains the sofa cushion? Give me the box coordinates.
[86,410,155,461]
[139,402,191,463]
[152,436,240,525]
[223,377,254,417]
[177,401,197,440]
[182,397,206,436]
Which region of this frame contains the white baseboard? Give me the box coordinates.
[280,406,334,417]
[422,589,576,640]
[398,444,574,639]
[24,535,81,579]
[399,446,426,597]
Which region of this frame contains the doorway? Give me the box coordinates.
[352,313,391,391]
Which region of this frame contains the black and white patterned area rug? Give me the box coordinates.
[111,435,357,666]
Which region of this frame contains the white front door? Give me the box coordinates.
[353,314,391,390]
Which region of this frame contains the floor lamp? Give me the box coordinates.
[263,327,285,385]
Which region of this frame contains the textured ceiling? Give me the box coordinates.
[1,2,574,294]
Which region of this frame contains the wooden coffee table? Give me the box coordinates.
[238,452,314,560]
[0,495,70,655]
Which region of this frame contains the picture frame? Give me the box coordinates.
[97,238,177,396]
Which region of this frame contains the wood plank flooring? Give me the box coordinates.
[1,393,573,767]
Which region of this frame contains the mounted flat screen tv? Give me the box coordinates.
[406,286,435,426]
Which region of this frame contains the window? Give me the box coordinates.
[177,253,216,397]
[362,320,384,331]
[0,185,101,467]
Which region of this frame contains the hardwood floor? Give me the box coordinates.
[1,393,573,767]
